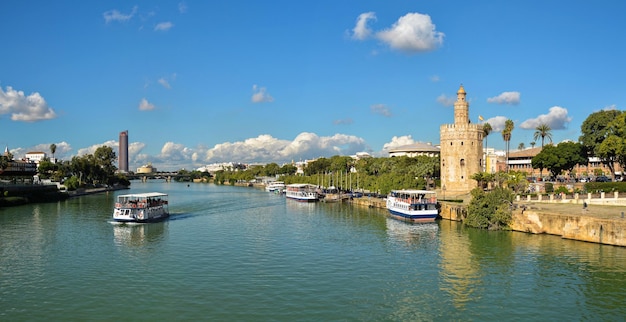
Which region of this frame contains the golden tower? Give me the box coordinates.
[439,85,483,196]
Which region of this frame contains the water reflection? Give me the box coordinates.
[285,199,317,215]
[385,217,438,246]
[112,222,167,247]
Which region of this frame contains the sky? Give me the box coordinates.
[1,1,625,171]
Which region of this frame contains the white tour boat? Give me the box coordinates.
[386,190,438,222]
[265,181,286,193]
[285,183,319,202]
[112,192,169,223]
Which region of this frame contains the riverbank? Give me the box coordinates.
[0,184,129,207]
[350,195,626,247]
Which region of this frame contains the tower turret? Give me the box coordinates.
[454,85,469,124]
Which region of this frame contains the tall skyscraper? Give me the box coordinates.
[119,130,129,173]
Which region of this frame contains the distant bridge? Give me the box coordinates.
[125,172,192,182]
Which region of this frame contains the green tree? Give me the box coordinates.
[49,143,57,161]
[279,163,297,175]
[37,159,59,179]
[532,142,587,178]
[263,163,280,176]
[533,123,553,148]
[579,109,623,176]
[304,158,331,176]
[596,112,626,175]
[483,122,492,150]
[466,186,514,230]
[502,119,514,172]
[518,142,525,150]
[471,171,494,190]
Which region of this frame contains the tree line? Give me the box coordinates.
[36,146,129,190]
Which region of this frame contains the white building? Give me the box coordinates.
[25,151,47,164]
[387,142,440,158]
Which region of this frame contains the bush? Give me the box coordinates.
[554,186,569,194]
[545,182,554,193]
[466,187,514,230]
[584,182,626,193]
[64,176,80,191]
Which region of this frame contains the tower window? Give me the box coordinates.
[460,159,465,166]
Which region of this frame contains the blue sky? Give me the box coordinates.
[1,1,625,171]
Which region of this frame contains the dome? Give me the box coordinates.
[457,84,466,94]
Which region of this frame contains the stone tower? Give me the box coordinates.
[440,85,483,195]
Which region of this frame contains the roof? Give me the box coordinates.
[391,189,436,195]
[388,142,440,153]
[117,192,168,198]
[508,147,543,159]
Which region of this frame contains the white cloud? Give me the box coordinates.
[103,6,138,23]
[519,106,572,130]
[483,116,509,132]
[333,118,353,125]
[76,140,118,157]
[382,135,415,152]
[158,78,171,89]
[251,85,274,103]
[436,94,455,107]
[139,98,155,111]
[10,141,72,161]
[155,22,174,31]
[487,91,521,105]
[376,12,444,53]
[352,12,376,40]
[178,2,188,13]
[371,104,392,117]
[602,104,617,111]
[161,142,194,161]
[0,86,57,122]
[203,133,368,164]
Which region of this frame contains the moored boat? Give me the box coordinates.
[265,181,286,193]
[285,183,319,202]
[386,190,438,222]
[112,192,169,223]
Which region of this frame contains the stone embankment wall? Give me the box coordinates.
[510,210,626,247]
[349,196,386,209]
[439,201,626,247]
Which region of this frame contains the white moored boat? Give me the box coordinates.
[112,192,169,223]
[285,183,319,202]
[265,181,286,193]
[386,190,438,222]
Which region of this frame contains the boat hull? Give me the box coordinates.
[286,195,318,202]
[387,208,438,223]
[113,206,169,223]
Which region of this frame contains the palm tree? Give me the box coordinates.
[533,123,553,148]
[518,142,525,150]
[50,143,57,162]
[482,122,492,149]
[530,141,536,148]
[502,119,514,172]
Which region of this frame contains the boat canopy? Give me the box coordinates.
[117,192,168,202]
[390,190,435,195]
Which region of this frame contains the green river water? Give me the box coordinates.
[1,181,625,321]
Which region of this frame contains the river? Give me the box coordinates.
[1,181,625,320]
